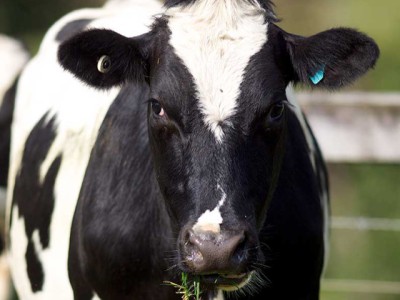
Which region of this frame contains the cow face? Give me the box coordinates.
[58,0,378,292]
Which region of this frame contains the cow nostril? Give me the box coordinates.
[231,232,249,265]
[183,230,204,266]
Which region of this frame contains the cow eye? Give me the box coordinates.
[150,99,165,117]
[97,55,111,73]
[268,102,285,121]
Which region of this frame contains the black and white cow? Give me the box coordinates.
[7,0,379,299]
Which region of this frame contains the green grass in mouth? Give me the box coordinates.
[164,272,202,300]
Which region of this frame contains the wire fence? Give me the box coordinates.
[301,92,400,299]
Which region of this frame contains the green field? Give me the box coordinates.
[322,164,400,299]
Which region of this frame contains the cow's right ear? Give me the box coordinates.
[281,27,379,89]
[58,29,152,89]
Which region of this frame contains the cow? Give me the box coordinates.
[6,0,379,299]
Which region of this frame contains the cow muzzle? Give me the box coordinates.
[179,228,257,290]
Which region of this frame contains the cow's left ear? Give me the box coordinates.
[58,29,152,89]
[284,28,379,89]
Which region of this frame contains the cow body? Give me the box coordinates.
[7,0,378,299]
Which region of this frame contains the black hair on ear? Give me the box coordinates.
[58,29,151,89]
[285,28,380,89]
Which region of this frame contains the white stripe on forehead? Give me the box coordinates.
[166,0,268,142]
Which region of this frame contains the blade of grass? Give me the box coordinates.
[164,273,202,300]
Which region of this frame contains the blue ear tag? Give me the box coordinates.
[310,69,325,85]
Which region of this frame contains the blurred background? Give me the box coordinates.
[0,0,399,299]
[276,1,400,300]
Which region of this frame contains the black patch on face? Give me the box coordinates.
[55,19,93,42]
[10,113,62,292]
[0,79,17,187]
[217,26,290,229]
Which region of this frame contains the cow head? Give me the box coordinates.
[58,0,378,292]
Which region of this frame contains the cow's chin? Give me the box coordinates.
[199,271,254,291]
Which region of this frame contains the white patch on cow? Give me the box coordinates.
[213,290,224,300]
[320,169,330,274]
[0,35,29,102]
[9,210,71,300]
[6,1,163,299]
[166,0,268,142]
[105,0,163,10]
[92,293,101,300]
[192,184,227,234]
[32,230,43,254]
[8,207,31,299]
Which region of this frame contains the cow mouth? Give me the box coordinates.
[199,272,253,291]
